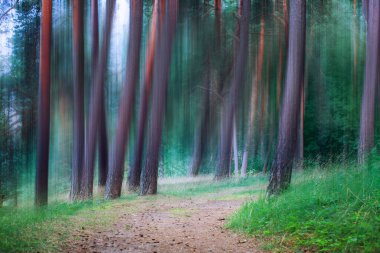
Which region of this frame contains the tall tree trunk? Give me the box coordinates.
[241,16,264,177]
[189,60,210,177]
[215,0,221,11]
[105,0,143,199]
[91,0,108,188]
[232,116,239,176]
[70,0,85,201]
[128,0,159,191]
[215,0,250,180]
[358,0,380,163]
[267,0,306,196]
[35,0,52,206]
[140,0,178,195]
[81,0,115,199]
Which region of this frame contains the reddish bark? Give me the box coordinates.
[81,0,115,199]
[215,0,222,11]
[128,0,159,191]
[35,0,52,206]
[241,16,265,177]
[358,0,380,162]
[140,0,178,195]
[215,0,250,179]
[105,0,143,199]
[70,0,85,201]
[267,0,306,196]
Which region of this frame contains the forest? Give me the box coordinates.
[0,0,379,252]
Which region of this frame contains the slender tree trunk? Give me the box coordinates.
[105,0,143,199]
[215,0,221,11]
[215,0,250,180]
[232,116,239,176]
[128,0,159,191]
[91,0,108,188]
[267,0,306,196]
[81,0,115,199]
[35,0,52,206]
[70,0,85,201]
[241,16,264,177]
[140,0,178,195]
[358,0,380,163]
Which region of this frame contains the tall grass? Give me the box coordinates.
[229,161,380,252]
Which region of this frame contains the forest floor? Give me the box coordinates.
[65,176,266,253]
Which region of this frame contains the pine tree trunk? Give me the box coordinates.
[128,0,159,191]
[70,0,85,201]
[241,16,264,177]
[35,0,52,206]
[267,0,306,196]
[140,0,178,195]
[216,0,250,180]
[81,0,115,199]
[105,0,143,199]
[358,0,380,163]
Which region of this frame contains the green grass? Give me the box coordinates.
[159,175,266,197]
[228,162,380,252]
[0,195,137,252]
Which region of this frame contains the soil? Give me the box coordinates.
[67,186,263,253]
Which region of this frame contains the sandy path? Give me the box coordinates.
[67,190,262,253]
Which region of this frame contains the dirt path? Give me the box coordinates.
[67,187,263,253]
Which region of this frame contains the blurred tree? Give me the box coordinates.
[105,0,143,199]
[35,0,52,206]
[267,0,306,196]
[70,0,84,201]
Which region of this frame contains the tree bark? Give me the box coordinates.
[128,0,159,191]
[91,0,108,188]
[70,0,85,201]
[140,0,178,195]
[232,116,239,176]
[215,0,250,180]
[81,0,115,199]
[358,0,380,163]
[35,0,52,206]
[241,16,264,177]
[105,0,143,199]
[267,0,306,196]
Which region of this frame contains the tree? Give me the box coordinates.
[35,0,52,206]
[81,0,115,199]
[91,0,108,188]
[215,0,250,179]
[241,16,265,177]
[358,0,379,163]
[267,0,306,196]
[70,0,84,201]
[140,0,178,195]
[105,0,143,199]
[128,0,159,191]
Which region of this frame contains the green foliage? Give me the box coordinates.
[229,163,380,252]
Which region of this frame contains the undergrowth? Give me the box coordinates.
[229,159,380,252]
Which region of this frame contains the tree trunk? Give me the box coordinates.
[90,0,108,188]
[215,0,250,180]
[358,0,380,163]
[241,16,264,177]
[232,116,239,176]
[267,0,306,196]
[140,0,178,195]
[105,0,143,199]
[189,61,210,177]
[70,0,85,201]
[35,0,52,206]
[128,0,159,191]
[81,0,115,199]
[215,0,221,11]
